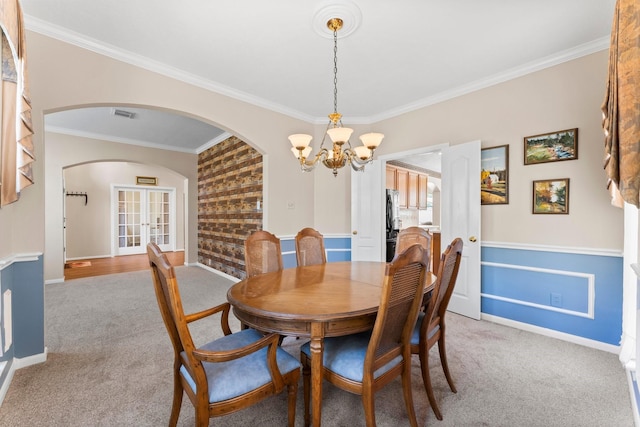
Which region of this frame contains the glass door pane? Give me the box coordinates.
[117,189,145,255]
[148,190,171,250]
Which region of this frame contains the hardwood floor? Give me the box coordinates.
[64,251,185,280]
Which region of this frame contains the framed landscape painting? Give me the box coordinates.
[481,144,509,205]
[524,128,578,165]
[532,178,569,214]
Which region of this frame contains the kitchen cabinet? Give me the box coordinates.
[386,165,428,210]
[408,171,419,208]
[385,165,397,190]
[396,169,409,208]
[418,174,429,209]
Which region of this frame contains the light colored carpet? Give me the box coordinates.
[0,266,633,426]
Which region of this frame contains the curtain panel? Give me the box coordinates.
[0,0,33,207]
[602,0,640,208]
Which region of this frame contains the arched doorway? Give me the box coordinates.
[44,105,222,282]
[63,161,187,260]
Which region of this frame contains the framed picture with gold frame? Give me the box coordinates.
[532,178,569,214]
[481,144,509,205]
[524,128,578,165]
[136,176,158,186]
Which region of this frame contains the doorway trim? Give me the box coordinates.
[377,143,450,163]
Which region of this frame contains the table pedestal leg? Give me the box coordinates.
[310,323,324,427]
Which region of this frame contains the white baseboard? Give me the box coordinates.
[626,369,640,427]
[14,348,48,369]
[64,254,112,262]
[482,313,620,354]
[0,347,47,407]
[66,249,185,262]
[0,364,14,407]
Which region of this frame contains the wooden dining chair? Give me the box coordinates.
[295,227,327,266]
[147,242,300,427]
[395,226,432,271]
[410,237,463,420]
[300,244,428,427]
[244,230,283,278]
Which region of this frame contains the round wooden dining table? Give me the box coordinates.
[227,261,436,427]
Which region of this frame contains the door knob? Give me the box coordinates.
[469,236,477,242]
[352,230,358,235]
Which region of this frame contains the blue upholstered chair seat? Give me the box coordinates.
[300,331,402,382]
[410,312,440,346]
[180,328,301,403]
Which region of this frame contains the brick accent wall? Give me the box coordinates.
[198,136,262,279]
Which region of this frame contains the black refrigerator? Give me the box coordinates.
[385,189,400,261]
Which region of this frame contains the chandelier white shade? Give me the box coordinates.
[288,17,383,177]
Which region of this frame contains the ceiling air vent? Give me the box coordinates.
[111,108,136,119]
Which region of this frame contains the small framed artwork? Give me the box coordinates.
[136,176,158,186]
[524,128,578,165]
[532,178,569,214]
[481,144,509,205]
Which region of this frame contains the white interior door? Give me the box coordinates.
[62,177,67,262]
[114,186,174,255]
[351,160,384,261]
[351,142,481,320]
[441,140,481,320]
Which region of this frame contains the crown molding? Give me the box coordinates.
[387,160,441,178]
[25,14,610,127]
[369,36,611,123]
[24,14,319,124]
[45,125,199,154]
[197,132,233,154]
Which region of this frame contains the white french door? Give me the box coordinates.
[113,186,175,255]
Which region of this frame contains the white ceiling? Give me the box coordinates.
[24,0,616,156]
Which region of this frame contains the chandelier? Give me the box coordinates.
[288,17,384,177]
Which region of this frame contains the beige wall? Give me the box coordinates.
[63,160,186,259]
[24,32,320,281]
[0,31,624,281]
[375,50,623,251]
[44,133,195,280]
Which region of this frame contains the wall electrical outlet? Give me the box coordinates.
[550,293,562,308]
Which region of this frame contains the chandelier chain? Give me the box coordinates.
[287,17,383,176]
[333,27,338,116]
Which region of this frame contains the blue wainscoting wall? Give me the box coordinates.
[481,244,623,346]
[0,253,45,404]
[280,235,352,269]
[236,236,623,348]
